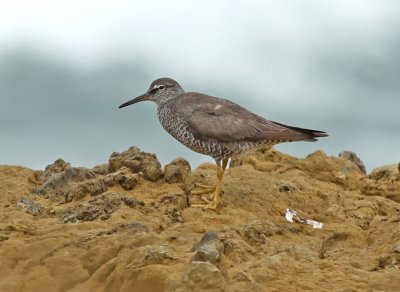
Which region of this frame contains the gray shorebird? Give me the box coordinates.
[119,78,328,210]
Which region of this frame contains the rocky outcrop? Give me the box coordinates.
[109,146,162,181]
[1,147,400,292]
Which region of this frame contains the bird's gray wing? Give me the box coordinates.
[175,93,321,143]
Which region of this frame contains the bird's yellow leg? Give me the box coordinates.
[191,158,228,210]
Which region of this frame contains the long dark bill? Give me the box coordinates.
[118,93,149,108]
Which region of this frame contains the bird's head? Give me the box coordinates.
[119,77,184,108]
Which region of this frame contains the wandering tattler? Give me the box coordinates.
[119,78,328,210]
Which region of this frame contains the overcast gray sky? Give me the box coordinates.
[1,0,399,172]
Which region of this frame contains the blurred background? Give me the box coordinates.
[1,0,399,172]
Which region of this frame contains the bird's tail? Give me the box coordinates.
[273,121,328,142]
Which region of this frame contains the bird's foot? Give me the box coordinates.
[190,193,221,211]
[191,183,216,196]
[190,200,220,210]
[195,183,212,189]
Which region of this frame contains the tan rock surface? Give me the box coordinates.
[0,148,399,292]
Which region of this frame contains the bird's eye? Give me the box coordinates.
[158,85,165,90]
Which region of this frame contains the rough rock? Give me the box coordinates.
[362,164,400,202]
[103,167,139,190]
[109,146,162,181]
[16,197,43,216]
[192,244,220,265]
[241,221,280,245]
[91,163,112,175]
[369,164,400,181]
[33,160,105,203]
[58,192,144,222]
[339,151,367,174]
[191,231,223,265]
[1,148,400,292]
[301,150,365,186]
[192,231,223,253]
[38,176,107,203]
[97,221,149,236]
[159,193,189,210]
[34,162,142,203]
[38,159,96,187]
[123,221,149,234]
[164,157,191,183]
[37,158,70,183]
[181,262,226,291]
[378,244,400,269]
[143,245,176,265]
[163,207,184,224]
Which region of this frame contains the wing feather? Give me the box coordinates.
[173,93,327,143]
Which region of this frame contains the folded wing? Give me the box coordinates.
[175,93,328,143]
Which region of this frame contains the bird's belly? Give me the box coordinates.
[167,122,231,158]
